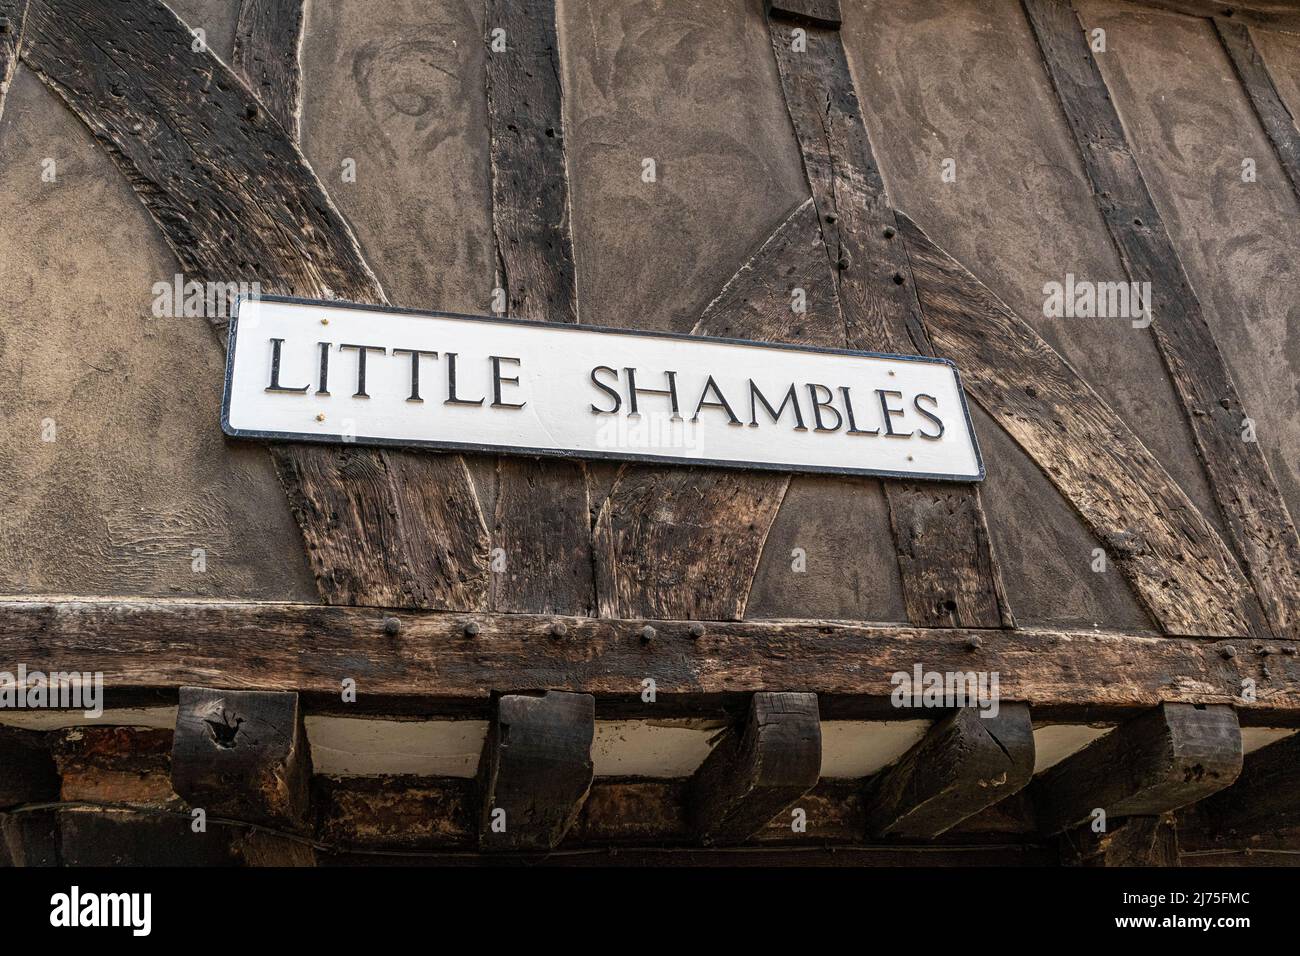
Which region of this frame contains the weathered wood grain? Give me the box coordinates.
[484,0,592,615]
[478,691,594,851]
[1216,17,1300,204]
[2,600,1296,716]
[1024,0,1300,642]
[1033,702,1242,834]
[171,687,312,828]
[594,467,787,620]
[232,0,304,138]
[0,0,25,120]
[1197,728,1300,835]
[862,704,1035,839]
[687,692,822,845]
[20,0,490,610]
[767,9,1012,629]
[898,213,1255,638]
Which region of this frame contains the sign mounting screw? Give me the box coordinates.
[463,620,481,637]
[383,616,401,636]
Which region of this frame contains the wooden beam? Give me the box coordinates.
[0,809,60,866]
[478,691,594,851]
[1033,703,1242,834]
[766,0,842,29]
[766,7,1013,629]
[3,600,1295,716]
[898,214,1255,638]
[1123,0,1300,35]
[232,0,304,138]
[0,0,25,119]
[862,704,1035,839]
[484,0,593,616]
[1215,17,1300,204]
[0,727,58,808]
[592,197,853,621]
[171,687,312,828]
[687,692,821,845]
[20,0,491,612]
[1024,0,1300,643]
[1061,814,1181,866]
[1197,728,1300,835]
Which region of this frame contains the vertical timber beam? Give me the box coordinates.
[1215,17,1300,205]
[861,704,1035,839]
[484,0,594,615]
[0,0,25,119]
[1033,702,1242,835]
[171,687,313,829]
[478,691,595,851]
[766,0,1013,629]
[687,692,822,845]
[232,0,305,140]
[21,0,491,611]
[1024,0,1300,642]
[1061,814,1181,866]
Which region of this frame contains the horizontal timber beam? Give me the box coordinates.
[0,600,1296,720]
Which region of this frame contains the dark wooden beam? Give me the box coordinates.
[484,0,593,616]
[1,600,1297,717]
[766,5,1013,630]
[687,692,821,845]
[766,0,842,29]
[0,727,59,809]
[1197,728,1300,835]
[0,0,26,119]
[1215,17,1300,205]
[21,0,491,612]
[478,691,595,851]
[1061,814,1181,866]
[1033,703,1242,834]
[1124,0,1300,34]
[0,809,61,866]
[898,214,1256,638]
[862,704,1035,839]
[171,687,312,829]
[232,0,304,138]
[1024,0,1300,643]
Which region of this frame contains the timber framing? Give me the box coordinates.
[0,600,1296,720]
[1125,0,1300,34]
[766,0,1013,630]
[1024,0,1300,643]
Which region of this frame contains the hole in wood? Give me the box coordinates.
[204,711,244,749]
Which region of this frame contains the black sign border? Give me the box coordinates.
[221,294,986,483]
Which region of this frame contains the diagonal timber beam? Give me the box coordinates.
[1215,17,1300,205]
[171,687,313,829]
[687,692,822,845]
[862,704,1035,839]
[478,691,595,851]
[898,213,1255,638]
[0,0,25,120]
[765,2,1012,629]
[1024,0,1300,642]
[1033,702,1242,835]
[19,0,490,611]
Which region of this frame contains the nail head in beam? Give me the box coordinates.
[171,687,312,829]
[688,692,822,846]
[1033,702,1242,836]
[862,703,1035,840]
[478,691,595,852]
[766,0,843,29]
